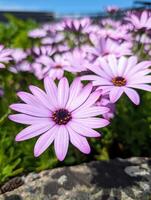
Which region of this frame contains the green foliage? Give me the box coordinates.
[110,93,151,157]
[0,14,37,48]
[0,15,151,185]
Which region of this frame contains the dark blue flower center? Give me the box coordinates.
[112,76,127,86]
[52,109,72,125]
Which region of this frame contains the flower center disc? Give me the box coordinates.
[52,109,72,125]
[112,76,127,86]
[55,65,62,69]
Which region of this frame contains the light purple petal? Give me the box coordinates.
[15,123,53,141]
[128,84,151,92]
[44,76,58,108]
[98,57,114,78]
[72,118,110,128]
[127,69,151,82]
[34,125,57,157]
[74,91,101,112]
[128,76,151,85]
[86,62,108,78]
[123,56,138,76]
[107,55,118,76]
[124,87,140,105]
[67,126,91,154]
[109,87,124,103]
[58,77,69,108]
[81,75,101,81]
[10,103,51,117]
[117,56,127,76]
[56,69,64,80]
[9,114,51,125]
[140,11,147,24]
[68,83,92,111]
[0,63,5,68]
[17,92,45,108]
[68,121,101,137]
[72,106,109,118]
[128,61,151,76]
[93,78,112,86]
[66,78,82,109]
[96,85,114,94]
[54,126,69,161]
[29,85,53,110]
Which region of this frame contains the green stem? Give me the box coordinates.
[0,109,11,125]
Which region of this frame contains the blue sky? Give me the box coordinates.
[0,0,133,14]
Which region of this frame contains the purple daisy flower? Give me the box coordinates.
[28,28,47,38]
[41,54,69,80]
[56,43,70,53]
[88,36,132,58]
[106,5,119,14]
[97,27,132,41]
[81,55,151,105]
[96,93,116,120]
[63,48,89,73]
[9,49,32,73]
[135,33,151,44]
[31,63,44,79]
[0,45,12,68]
[11,48,27,63]
[29,46,56,79]
[126,11,151,31]
[101,19,121,29]
[59,18,91,34]
[41,33,65,45]
[9,77,110,161]
[42,23,57,35]
[9,61,32,74]
[32,46,56,66]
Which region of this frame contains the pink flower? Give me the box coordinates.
[42,54,69,80]
[29,46,56,79]
[88,36,132,58]
[10,61,32,74]
[101,19,121,29]
[126,11,151,31]
[56,43,70,53]
[42,23,58,34]
[106,5,119,14]
[81,55,151,105]
[28,28,47,38]
[0,45,12,68]
[96,93,116,120]
[41,33,65,45]
[135,33,151,44]
[97,27,132,41]
[59,18,91,33]
[32,46,56,66]
[63,48,89,73]
[9,77,110,161]
[31,63,44,79]
[11,48,27,63]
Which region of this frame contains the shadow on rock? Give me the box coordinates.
[89,159,146,188]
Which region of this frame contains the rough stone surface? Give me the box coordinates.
[0,157,151,200]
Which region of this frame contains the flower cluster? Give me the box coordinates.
[0,45,12,68]
[5,8,151,161]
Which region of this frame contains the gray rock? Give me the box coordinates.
[0,157,151,200]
